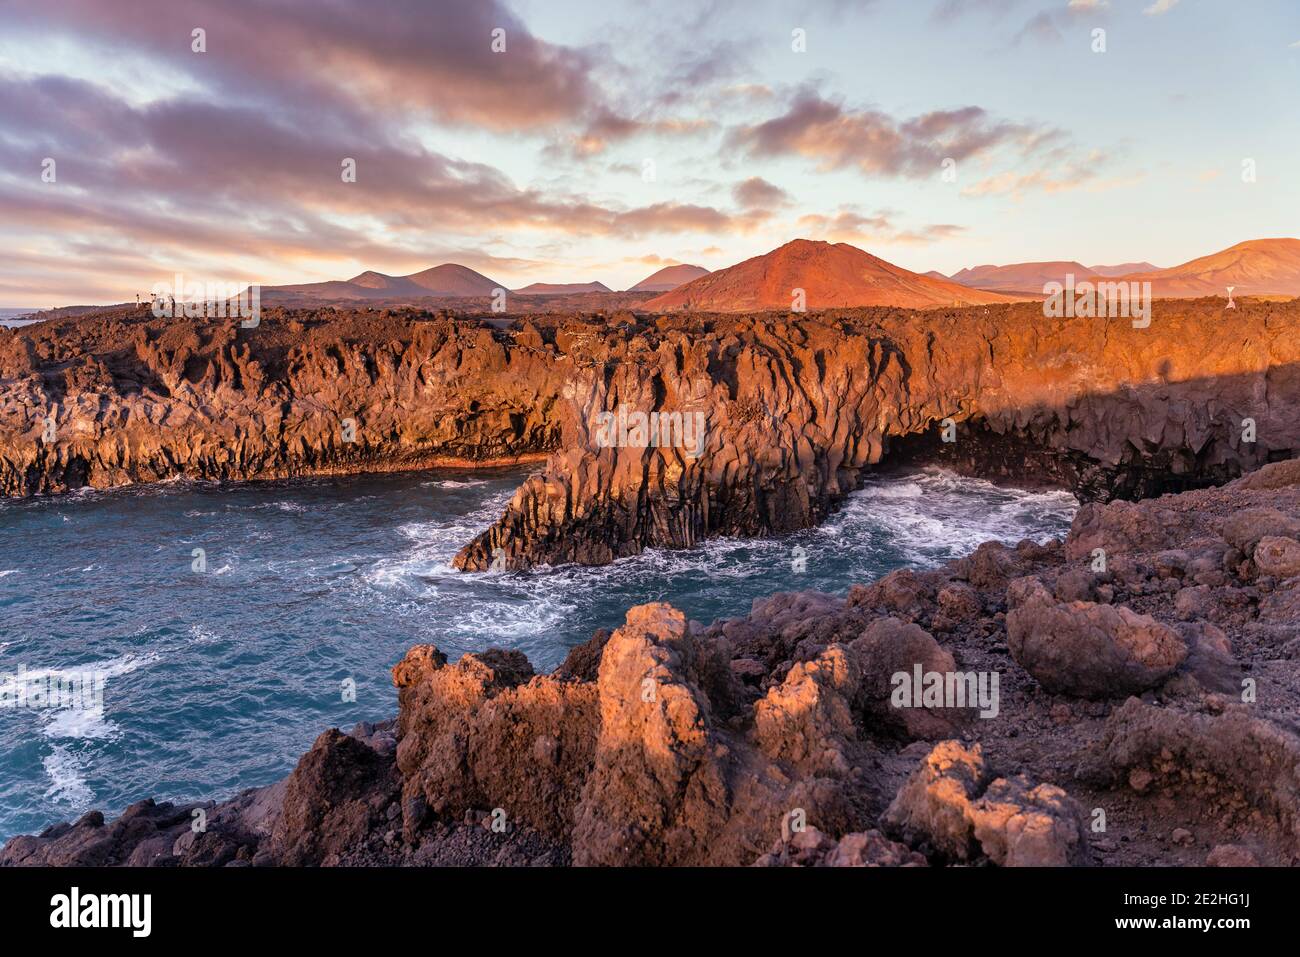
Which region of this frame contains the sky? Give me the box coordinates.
[0,0,1297,307]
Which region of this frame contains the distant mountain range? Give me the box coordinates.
[92,237,1300,315]
[1113,239,1300,297]
[1087,262,1160,278]
[942,240,1300,298]
[257,262,707,304]
[948,261,1114,294]
[944,261,1161,293]
[261,264,503,302]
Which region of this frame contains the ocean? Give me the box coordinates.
[0,308,37,328]
[0,465,1076,839]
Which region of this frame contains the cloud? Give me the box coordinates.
[548,110,714,159]
[5,0,602,131]
[930,0,1023,22]
[795,208,965,246]
[0,65,756,302]
[1013,12,1064,45]
[732,176,792,209]
[959,153,1141,199]
[726,88,1059,179]
[1143,0,1180,15]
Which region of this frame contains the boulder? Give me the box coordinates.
[1006,578,1187,698]
[1254,536,1300,579]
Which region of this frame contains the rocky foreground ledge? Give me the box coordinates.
[2,301,1297,571]
[7,459,1300,867]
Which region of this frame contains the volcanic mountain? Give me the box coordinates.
[514,281,612,295]
[628,263,710,292]
[1119,239,1300,297]
[643,240,1015,312]
[261,264,502,302]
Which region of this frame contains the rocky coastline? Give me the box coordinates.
[5,458,1300,867]
[2,301,1297,574]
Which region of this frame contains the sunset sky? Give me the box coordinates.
[1,0,1297,306]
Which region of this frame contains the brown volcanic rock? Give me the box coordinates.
[1086,698,1300,856]
[5,300,1300,575]
[848,618,970,740]
[392,602,872,866]
[1255,536,1300,579]
[0,309,568,497]
[454,301,1300,571]
[753,825,925,867]
[644,239,1014,311]
[393,642,598,842]
[882,740,1089,866]
[571,604,747,865]
[266,727,400,866]
[1006,577,1188,698]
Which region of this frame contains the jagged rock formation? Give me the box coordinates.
[0,308,567,496]
[8,458,1300,868]
[452,299,1300,570]
[2,300,1298,573]
[882,740,1089,866]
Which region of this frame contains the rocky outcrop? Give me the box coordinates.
[882,741,1089,866]
[395,603,874,866]
[3,301,1298,574]
[7,458,1300,867]
[453,300,1300,569]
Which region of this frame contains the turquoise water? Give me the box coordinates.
[0,465,1076,840]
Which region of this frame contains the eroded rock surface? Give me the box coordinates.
[4,301,1297,573]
